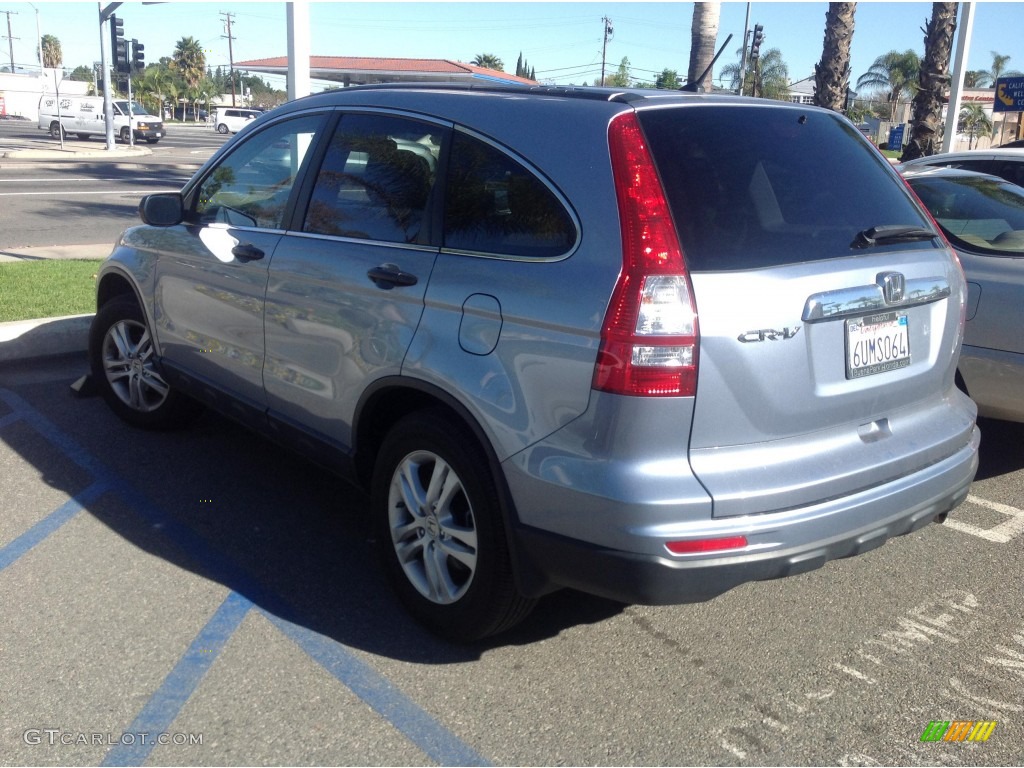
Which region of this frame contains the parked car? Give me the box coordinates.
[903,166,1024,422]
[170,106,208,122]
[900,148,1024,188]
[88,84,979,640]
[213,107,261,134]
[999,139,1024,149]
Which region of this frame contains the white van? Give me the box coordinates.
[213,107,261,134]
[38,95,164,143]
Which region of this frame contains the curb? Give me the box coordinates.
[0,314,93,363]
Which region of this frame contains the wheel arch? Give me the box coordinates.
[96,268,143,313]
[353,377,551,597]
[353,377,497,489]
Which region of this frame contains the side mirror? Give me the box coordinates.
[139,193,184,227]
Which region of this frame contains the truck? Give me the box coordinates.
[37,95,164,143]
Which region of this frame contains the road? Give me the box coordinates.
[1,127,1023,765]
[0,120,227,249]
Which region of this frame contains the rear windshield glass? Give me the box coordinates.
[638,105,934,271]
[910,174,1024,252]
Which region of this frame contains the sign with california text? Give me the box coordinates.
[992,77,1024,113]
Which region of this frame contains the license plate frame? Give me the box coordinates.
[845,311,910,379]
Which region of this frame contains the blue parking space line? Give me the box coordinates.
[101,591,254,767]
[0,388,111,483]
[0,481,106,573]
[0,410,20,429]
[264,610,492,767]
[0,387,491,765]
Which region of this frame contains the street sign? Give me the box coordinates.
[888,123,906,150]
[993,77,1024,113]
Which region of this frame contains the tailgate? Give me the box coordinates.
[687,250,974,518]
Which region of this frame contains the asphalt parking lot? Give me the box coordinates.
[1,345,1022,766]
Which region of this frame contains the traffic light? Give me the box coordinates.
[750,24,765,61]
[110,15,129,74]
[132,40,145,72]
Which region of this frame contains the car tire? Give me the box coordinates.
[372,409,535,641]
[49,121,65,139]
[217,123,229,134]
[89,296,200,430]
[119,127,131,143]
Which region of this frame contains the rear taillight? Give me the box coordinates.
[593,112,699,397]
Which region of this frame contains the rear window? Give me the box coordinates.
[638,105,934,270]
[910,174,1024,252]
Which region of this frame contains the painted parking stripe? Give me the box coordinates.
[0,387,491,765]
[101,591,253,767]
[0,411,19,429]
[0,482,106,572]
[944,495,1024,543]
[265,610,492,767]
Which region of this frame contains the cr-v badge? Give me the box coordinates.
[737,327,802,343]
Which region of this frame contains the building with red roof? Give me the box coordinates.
[234,56,537,88]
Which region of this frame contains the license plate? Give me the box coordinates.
[845,312,910,379]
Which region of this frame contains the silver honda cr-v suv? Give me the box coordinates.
[89,84,980,640]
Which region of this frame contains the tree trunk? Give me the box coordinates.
[814,3,857,112]
[687,2,721,92]
[901,2,958,161]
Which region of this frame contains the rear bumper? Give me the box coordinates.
[508,426,979,603]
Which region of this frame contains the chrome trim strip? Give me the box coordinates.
[803,276,951,323]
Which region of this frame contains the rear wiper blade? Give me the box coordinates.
[851,225,937,249]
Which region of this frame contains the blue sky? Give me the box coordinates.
[5,1,1022,90]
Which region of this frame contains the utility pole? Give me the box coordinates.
[221,11,236,106]
[600,16,613,86]
[2,10,18,74]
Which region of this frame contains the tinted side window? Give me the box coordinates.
[639,106,935,270]
[303,114,443,244]
[194,114,323,229]
[443,131,577,258]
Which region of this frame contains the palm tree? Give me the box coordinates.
[963,70,989,88]
[856,49,920,121]
[172,36,205,90]
[686,2,720,92]
[138,66,172,120]
[901,2,957,161]
[814,3,856,112]
[721,48,790,100]
[959,103,991,149]
[40,34,62,69]
[471,53,503,72]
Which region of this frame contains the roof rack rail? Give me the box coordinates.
[332,81,676,104]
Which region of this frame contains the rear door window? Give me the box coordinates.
[638,105,935,270]
[302,113,443,244]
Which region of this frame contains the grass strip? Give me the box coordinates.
[0,259,102,323]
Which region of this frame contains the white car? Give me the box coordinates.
[214,107,262,134]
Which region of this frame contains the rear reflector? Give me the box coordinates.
[665,536,748,555]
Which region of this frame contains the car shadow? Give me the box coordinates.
[0,361,625,663]
[974,416,1024,480]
